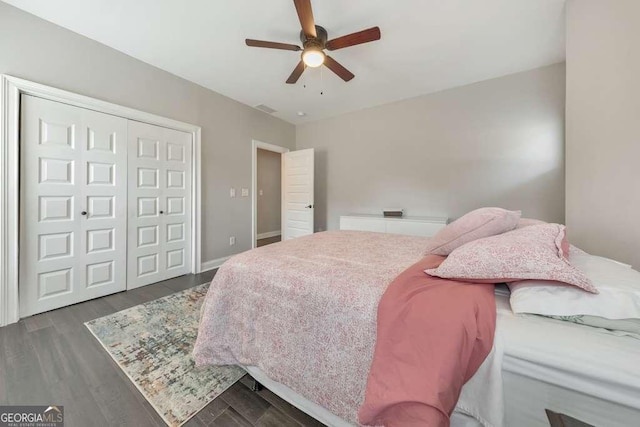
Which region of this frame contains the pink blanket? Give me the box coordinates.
[359,255,496,426]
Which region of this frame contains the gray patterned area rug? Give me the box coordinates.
[85,284,244,427]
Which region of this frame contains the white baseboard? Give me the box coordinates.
[200,256,233,273]
[257,230,281,240]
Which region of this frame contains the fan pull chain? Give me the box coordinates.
[320,65,324,95]
[303,63,307,88]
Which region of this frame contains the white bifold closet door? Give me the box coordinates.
[20,95,128,317]
[127,121,192,289]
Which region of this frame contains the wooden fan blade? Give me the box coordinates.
[324,56,354,82]
[293,0,316,38]
[246,39,301,51]
[286,61,305,84]
[325,27,381,51]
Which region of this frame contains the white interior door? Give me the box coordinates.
[282,149,314,240]
[128,121,192,289]
[20,95,128,317]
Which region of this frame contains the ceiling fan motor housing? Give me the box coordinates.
[300,25,328,48]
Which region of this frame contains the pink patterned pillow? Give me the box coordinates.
[425,224,598,293]
[425,207,521,256]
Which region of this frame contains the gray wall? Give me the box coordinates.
[296,64,566,231]
[256,149,281,235]
[0,2,295,263]
[566,0,640,268]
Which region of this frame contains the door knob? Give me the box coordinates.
[159,210,164,215]
[81,211,87,216]
[305,205,313,209]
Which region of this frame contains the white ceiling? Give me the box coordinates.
[4,0,566,124]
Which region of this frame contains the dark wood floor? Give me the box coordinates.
[0,271,325,427]
[257,236,281,247]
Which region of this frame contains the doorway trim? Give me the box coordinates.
[251,140,289,249]
[0,74,202,327]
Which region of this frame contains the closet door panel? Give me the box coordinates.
[81,110,128,299]
[20,96,82,317]
[128,122,165,287]
[162,127,192,278]
[127,122,191,289]
[20,96,127,317]
[128,121,192,289]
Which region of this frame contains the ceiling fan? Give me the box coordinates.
[245,0,381,84]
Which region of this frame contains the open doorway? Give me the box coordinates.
[252,140,289,248]
[256,148,281,246]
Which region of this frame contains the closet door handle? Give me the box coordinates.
[81,211,87,216]
[305,205,313,209]
[159,210,164,215]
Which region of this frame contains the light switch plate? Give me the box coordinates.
[241,188,249,197]
[230,188,236,198]
[259,189,263,196]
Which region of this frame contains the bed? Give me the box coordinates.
[193,230,640,426]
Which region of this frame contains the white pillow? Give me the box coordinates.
[509,248,640,320]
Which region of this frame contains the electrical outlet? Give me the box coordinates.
[230,188,236,198]
[241,188,249,197]
[259,189,263,196]
[229,236,236,246]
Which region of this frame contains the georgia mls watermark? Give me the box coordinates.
[0,406,63,427]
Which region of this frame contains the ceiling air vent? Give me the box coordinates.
[255,104,277,114]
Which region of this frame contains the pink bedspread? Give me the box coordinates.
[193,231,496,426]
[193,231,429,423]
[358,255,496,426]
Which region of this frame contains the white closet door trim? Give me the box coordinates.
[0,74,202,326]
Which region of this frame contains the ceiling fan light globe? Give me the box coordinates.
[302,49,325,68]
